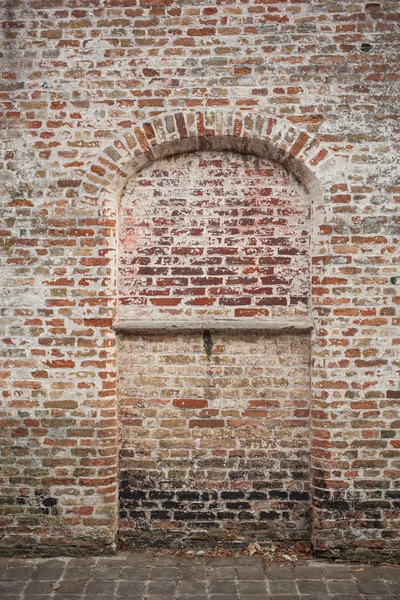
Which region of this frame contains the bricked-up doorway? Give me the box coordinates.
[116,148,313,548]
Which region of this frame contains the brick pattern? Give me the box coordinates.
[119,151,310,321]
[1,553,400,599]
[0,0,399,560]
[118,331,310,546]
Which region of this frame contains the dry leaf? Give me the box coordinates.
[52,583,61,590]
[245,542,262,556]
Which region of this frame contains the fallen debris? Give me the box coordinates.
[243,541,312,563]
[244,542,263,556]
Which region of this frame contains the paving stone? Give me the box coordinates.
[268,595,300,600]
[209,579,237,595]
[268,578,299,594]
[266,566,294,580]
[84,597,115,600]
[86,580,117,595]
[180,580,207,595]
[236,565,265,579]
[381,566,400,581]
[121,566,149,580]
[351,566,380,580]
[54,579,87,595]
[52,596,83,600]
[31,560,65,581]
[294,565,324,579]
[331,595,364,600]
[147,580,176,595]
[84,596,115,600]
[0,556,15,571]
[149,567,177,580]
[152,555,179,567]
[7,558,35,568]
[322,565,353,579]
[179,558,207,568]
[94,559,125,580]
[387,581,400,594]
[357,578,389,594]
[297,579,328,594]
[4,565,35,580]
[63,567,93,581]
[117,580,146,596]
[293,559,311,566]
[327,580,360,594]
[209,566,236,580]
[68,558,95,569]
[97,556,126,563]
[2,553,400,600]
[25,580,55,594]
[235,554,263,565]
[238,579,266,594]
[125,554,153,567]
[208,558,235,566]
[180,566,207,580]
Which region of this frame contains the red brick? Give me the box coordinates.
[1,0,397,562]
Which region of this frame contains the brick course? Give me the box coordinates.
[0,0,399,561]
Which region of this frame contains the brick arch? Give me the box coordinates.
[82,109,336,215]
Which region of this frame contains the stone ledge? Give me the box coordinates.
[113,319,313,334]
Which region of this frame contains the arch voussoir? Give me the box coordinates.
[82,108,336,210]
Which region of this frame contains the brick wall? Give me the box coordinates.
[0,0,399,560]
[118,149,311,546]
[118,331,311,548]
[119,151,310,320]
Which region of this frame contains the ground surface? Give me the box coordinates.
[1,551,400,600]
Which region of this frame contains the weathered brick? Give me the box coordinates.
[0,0,398,563]
[118,332,311,546]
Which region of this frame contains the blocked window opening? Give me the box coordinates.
[118,151,310,322]
[117,149,312,548]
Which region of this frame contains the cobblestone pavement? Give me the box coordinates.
[1,552,400,600]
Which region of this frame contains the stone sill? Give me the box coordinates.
[113,319,313,334]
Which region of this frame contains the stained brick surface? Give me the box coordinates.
[0,0,399,560]
[118,331,311,546]
[119,151,309,320]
